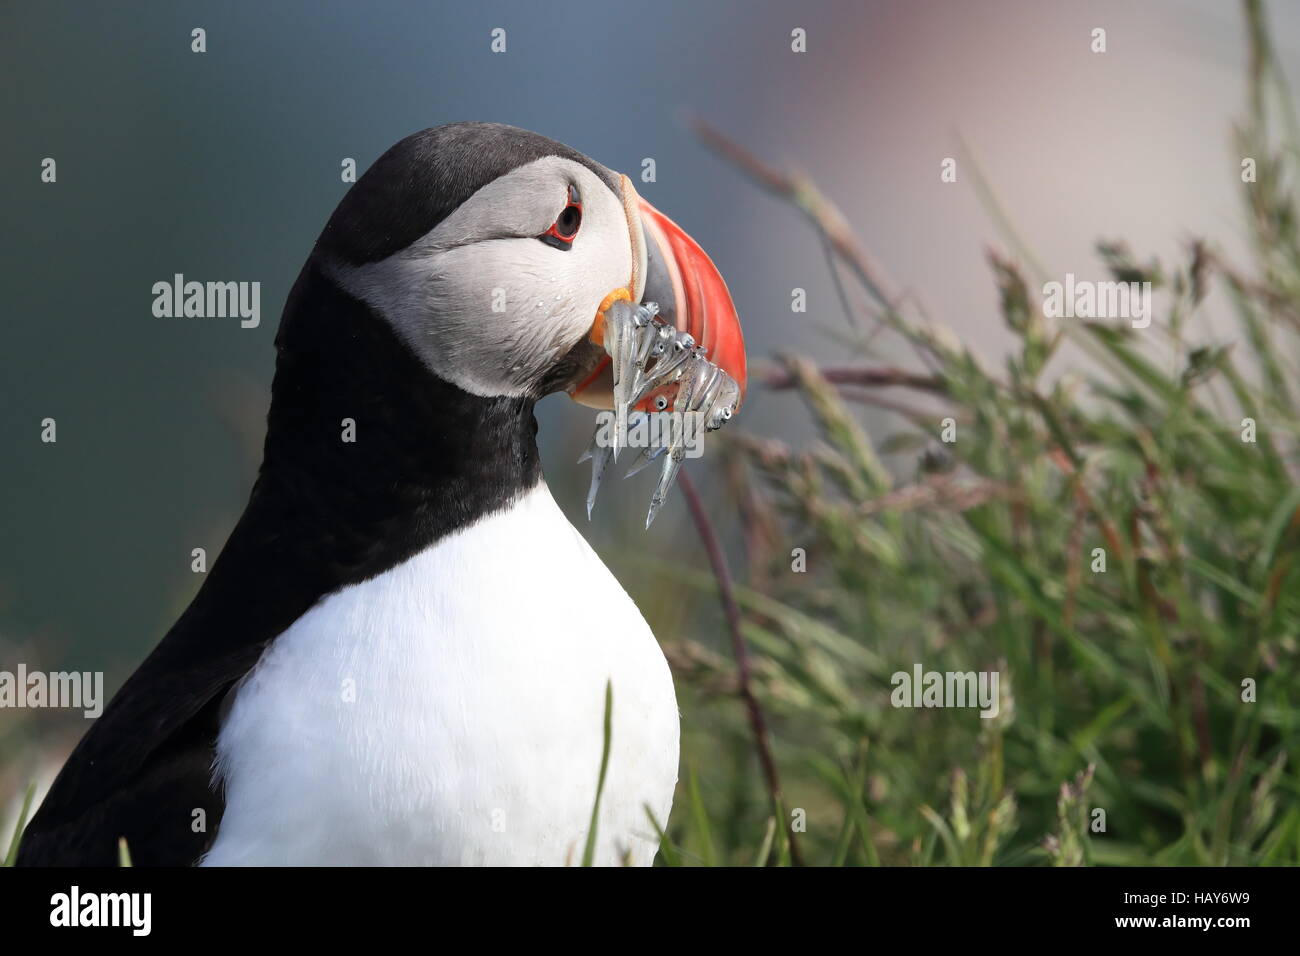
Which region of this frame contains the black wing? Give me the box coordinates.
[17,264,541,865]
[16,475,333,866]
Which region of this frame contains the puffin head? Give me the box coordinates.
[315,122,746,410]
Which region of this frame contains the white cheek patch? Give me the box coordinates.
[325,158,634,398]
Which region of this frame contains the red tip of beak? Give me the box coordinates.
[638,198,748,406]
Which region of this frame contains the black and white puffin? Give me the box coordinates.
[18,122,746,866]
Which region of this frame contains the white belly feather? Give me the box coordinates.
[201,482,679,866]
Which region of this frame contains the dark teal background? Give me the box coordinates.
[0,1,817,683]
[1,0,1287,694]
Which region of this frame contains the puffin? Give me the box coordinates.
[18,122,746,866]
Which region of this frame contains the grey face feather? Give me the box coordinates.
[325,156,634,399]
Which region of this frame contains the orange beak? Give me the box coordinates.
[569,180,747,410]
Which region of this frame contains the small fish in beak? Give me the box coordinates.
[569,177,747,526]
[583,299,742,527]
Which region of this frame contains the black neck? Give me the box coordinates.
[243,260,542,591]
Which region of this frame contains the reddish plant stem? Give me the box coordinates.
[762,365,946,393]
[677,469,804,866]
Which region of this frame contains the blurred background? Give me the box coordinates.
[4,1,1299,864]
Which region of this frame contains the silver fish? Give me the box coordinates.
[586,300,741,526]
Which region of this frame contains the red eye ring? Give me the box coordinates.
[540,184,582,249]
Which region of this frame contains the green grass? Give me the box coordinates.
[652,0,1300,866]
[3,783,34,867]
[580,680,614,867]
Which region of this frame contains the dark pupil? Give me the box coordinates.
[557,204,581,238]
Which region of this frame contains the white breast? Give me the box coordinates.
[201,481,679,866]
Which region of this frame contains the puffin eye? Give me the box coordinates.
[539,184,582,250]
